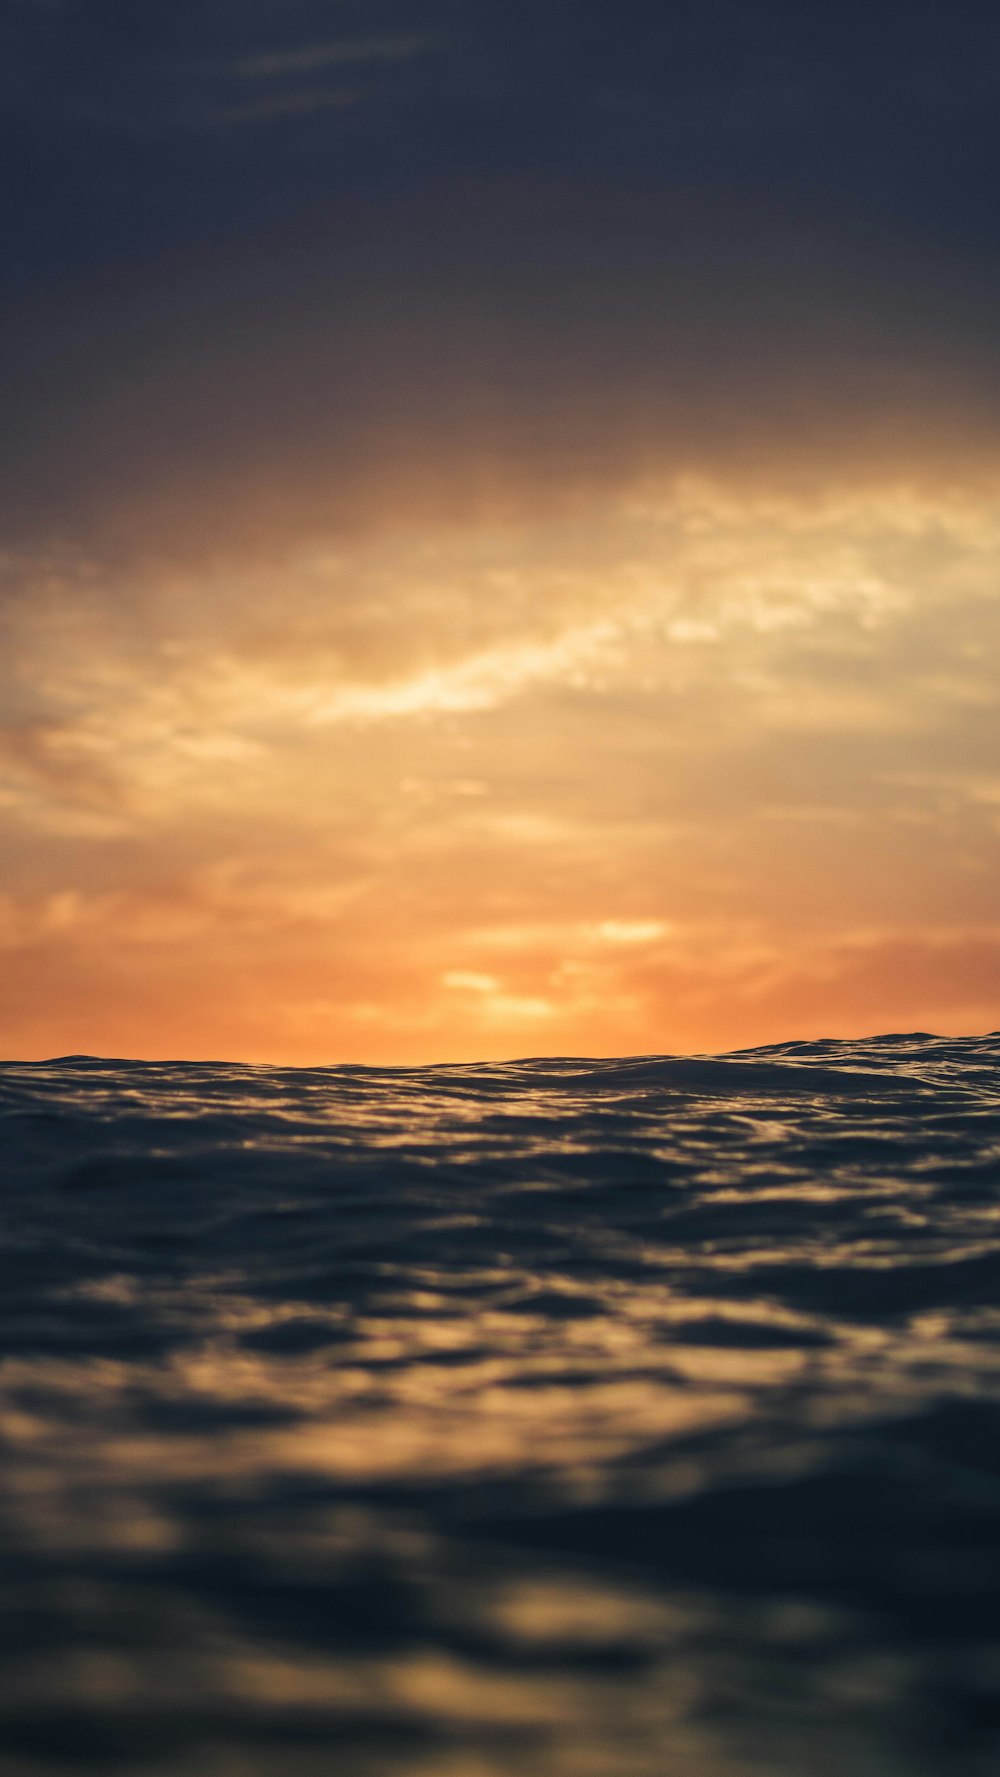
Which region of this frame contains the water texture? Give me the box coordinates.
[2,1035,1000,1776]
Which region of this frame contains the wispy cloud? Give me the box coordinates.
[235,34,442,79]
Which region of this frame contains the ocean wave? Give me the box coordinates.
[1,1034,1000,1775]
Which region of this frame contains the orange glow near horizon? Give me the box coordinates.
[4,464,1000,1063]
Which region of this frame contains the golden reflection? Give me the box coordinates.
[4,1044,999,1773]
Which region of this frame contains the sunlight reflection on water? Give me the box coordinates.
[2,1035,1000,1774]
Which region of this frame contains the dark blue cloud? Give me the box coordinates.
[2,0,998,282]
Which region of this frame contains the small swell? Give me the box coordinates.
[1,1033,999,1775]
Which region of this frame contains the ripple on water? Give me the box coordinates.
[1,1033,1000,1775]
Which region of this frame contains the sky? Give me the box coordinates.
[2,0,1000,1062]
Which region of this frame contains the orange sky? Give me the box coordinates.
[4,415,1000,1061]
[2,173,1000,1060]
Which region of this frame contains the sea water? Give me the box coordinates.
[1,1035,999,1776]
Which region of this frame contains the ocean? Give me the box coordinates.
[2,1034,999,1776]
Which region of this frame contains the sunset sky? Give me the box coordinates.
[2,0,1000,1061]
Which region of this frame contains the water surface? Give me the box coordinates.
[2,1035,1000,1775]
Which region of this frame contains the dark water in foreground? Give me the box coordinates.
[2,1036,1000,1777]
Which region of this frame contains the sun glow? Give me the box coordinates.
[2,468,999,1061]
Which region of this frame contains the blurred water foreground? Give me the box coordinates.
[2,1035,1000,1776]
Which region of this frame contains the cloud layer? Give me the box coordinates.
[4,459,1000,1059]
[3,4,999,1058]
